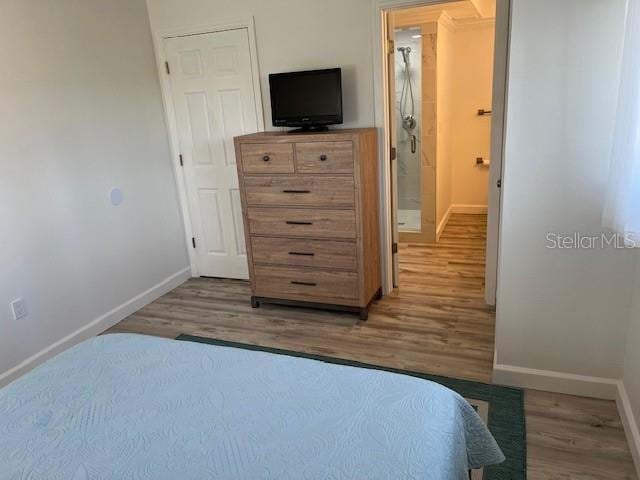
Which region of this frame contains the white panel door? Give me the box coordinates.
[165,29,259,279]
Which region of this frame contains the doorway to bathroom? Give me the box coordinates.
[380,0,508,306]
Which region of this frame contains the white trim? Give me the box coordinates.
[436,204,453,241]
[494,357,640,472]
[437,205,488,240]
[147,13,265,277]
[372,0,509,296]
[493,363,619,400]
[484,0,511,306]
[451,204,488,214]
[373,0,458,295]
[438,11,456,31]
[0,268,191,388]
[617,381,640,476]
[455,17,496,30]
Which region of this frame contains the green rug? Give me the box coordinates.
[176,334,526,480]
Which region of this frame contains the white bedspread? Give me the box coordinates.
[0,334,504,479]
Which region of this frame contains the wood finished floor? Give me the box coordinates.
[108,214,637,480]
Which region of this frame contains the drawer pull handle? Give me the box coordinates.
[282,189,311,194]
[289,251,315,256]
[291,281,317,287]
[286,221,313,225]
[263,155,270,162]
[320,154,327,161]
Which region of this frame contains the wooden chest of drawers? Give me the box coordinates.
[234,129,381,320]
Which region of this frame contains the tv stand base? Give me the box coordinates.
[287,126,330,133]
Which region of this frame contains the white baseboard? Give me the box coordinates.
[451,204,488,214]
[617,381,640,476]
[493,363,619,400]
[0,267,191,388]
[437,204,488,240]
[436,205,453,241]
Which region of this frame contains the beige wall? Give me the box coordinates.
[450,22,494,208]
[146,0,374,130]
[495,0,635,380]
[624,261,640,444]
[0,0,188,380]
[436,19,494,230]
[420,22,438,241]
[436,20,455,228]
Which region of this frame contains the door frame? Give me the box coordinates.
[371,0,511,298]
[149,17,265,277]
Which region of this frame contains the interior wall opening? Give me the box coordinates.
[388,0,497,300]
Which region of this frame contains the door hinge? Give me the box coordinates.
[392,242,398,254]
[179,154,183,167]
[192,237,196,249]
[165,61,171,75]
[386,39,395,55]
[390,146,397,161]
[497,179,502,188]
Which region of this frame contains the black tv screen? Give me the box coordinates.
[269,68,343,129]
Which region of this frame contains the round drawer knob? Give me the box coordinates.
[263,155,270,162]
[320,154,327,161]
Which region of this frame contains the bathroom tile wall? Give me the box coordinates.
[395,27,422,213]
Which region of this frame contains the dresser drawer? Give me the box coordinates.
[254,265,358,304]
[251,237,357,270]
[295,141,354,174]
[247,208,356,239]
[244,176,354,207]
[241,143,294,174]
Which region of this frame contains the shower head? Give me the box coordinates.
[397,45,416,132]
[397,46,412,64]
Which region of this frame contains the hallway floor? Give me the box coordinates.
[108,213,637,480]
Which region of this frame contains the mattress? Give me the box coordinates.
[0,334,504,479]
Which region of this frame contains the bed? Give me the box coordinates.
[0,334,504,479]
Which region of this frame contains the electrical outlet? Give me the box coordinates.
[10,298,27,320]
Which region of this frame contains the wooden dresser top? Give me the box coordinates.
[235,128,377,143]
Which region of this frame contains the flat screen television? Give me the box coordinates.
[269,68,343,131]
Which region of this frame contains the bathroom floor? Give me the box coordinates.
[397,209,421,232]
